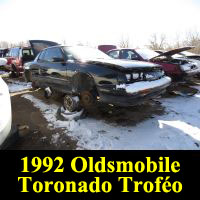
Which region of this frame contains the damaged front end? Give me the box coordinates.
[98,66,171,107]
[152,56,200,78]
[152,47,200,79]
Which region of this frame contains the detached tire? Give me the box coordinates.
[63,95,80,112]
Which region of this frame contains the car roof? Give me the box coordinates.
[107,48,135,52]
[40,45,97,51]
[9,47,31,50]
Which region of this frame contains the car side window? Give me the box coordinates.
[13,48,19,57]
[63,49,75,61]
[43,47,64,62]
[10,49,14,57]
[7,49,12,57]
[108,50,119,59]
[38,50,46,61]
[121,50,138,60]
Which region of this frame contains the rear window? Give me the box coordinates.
[108,50,119,59]
[9,48,20,57]
[22,49,34,56]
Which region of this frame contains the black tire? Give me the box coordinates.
[31,81,38,90]
[11,65,20,77]
[24,70,32,82]
[63,95,80,112]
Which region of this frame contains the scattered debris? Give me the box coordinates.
[167,83,199,97]
[18,125,29,137]
[58,106,85,121]
[51,133,60,144]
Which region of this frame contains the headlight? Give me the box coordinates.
[24,65,30,70]
[161,70,165,76]
[132,73,140,79]
[126,73,140,81]
[126,74,131,81]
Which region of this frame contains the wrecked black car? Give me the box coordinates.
[25,46,171,111]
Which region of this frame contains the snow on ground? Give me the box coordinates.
[7,80,32,93]
[0,71,9,76]
[22,86,200,150]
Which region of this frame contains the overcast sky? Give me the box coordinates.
[0,0,200,47]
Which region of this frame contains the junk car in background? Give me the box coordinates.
[0,48,9,58]
[107,46,200,80]
[4,40,58,77]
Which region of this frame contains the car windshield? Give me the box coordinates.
[63,46,112,60]
[135,49,159,60]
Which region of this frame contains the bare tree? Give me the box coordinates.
[17,41,28,47]
[147,33,167,50]
[119,36,130,48]
[61,40,67,45]
[182,31,200,54]
[167,33,182,50]
[0,41,9,48]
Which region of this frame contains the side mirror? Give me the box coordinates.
[52,57,65,62]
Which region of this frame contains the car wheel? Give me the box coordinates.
[24,70,32,82]
[80,91,95,108]
[63,95,80,112]
[11,65,20,77]
[31,81,38,90]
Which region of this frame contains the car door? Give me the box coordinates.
[29,49,47,78]
[41,47,71,93]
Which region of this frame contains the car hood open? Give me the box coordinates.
[28,40,59,57]
[151,46,195,60]
[85,58,161,71]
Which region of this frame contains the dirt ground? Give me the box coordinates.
[7,90,77,150]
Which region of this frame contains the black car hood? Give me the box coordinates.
[84,58,160,71]
[151,46,195,60]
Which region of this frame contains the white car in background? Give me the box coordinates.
[0,76,12,149]
[0,58,7,67]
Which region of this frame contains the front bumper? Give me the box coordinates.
[183,67,200,77]
[98,76,171,107]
